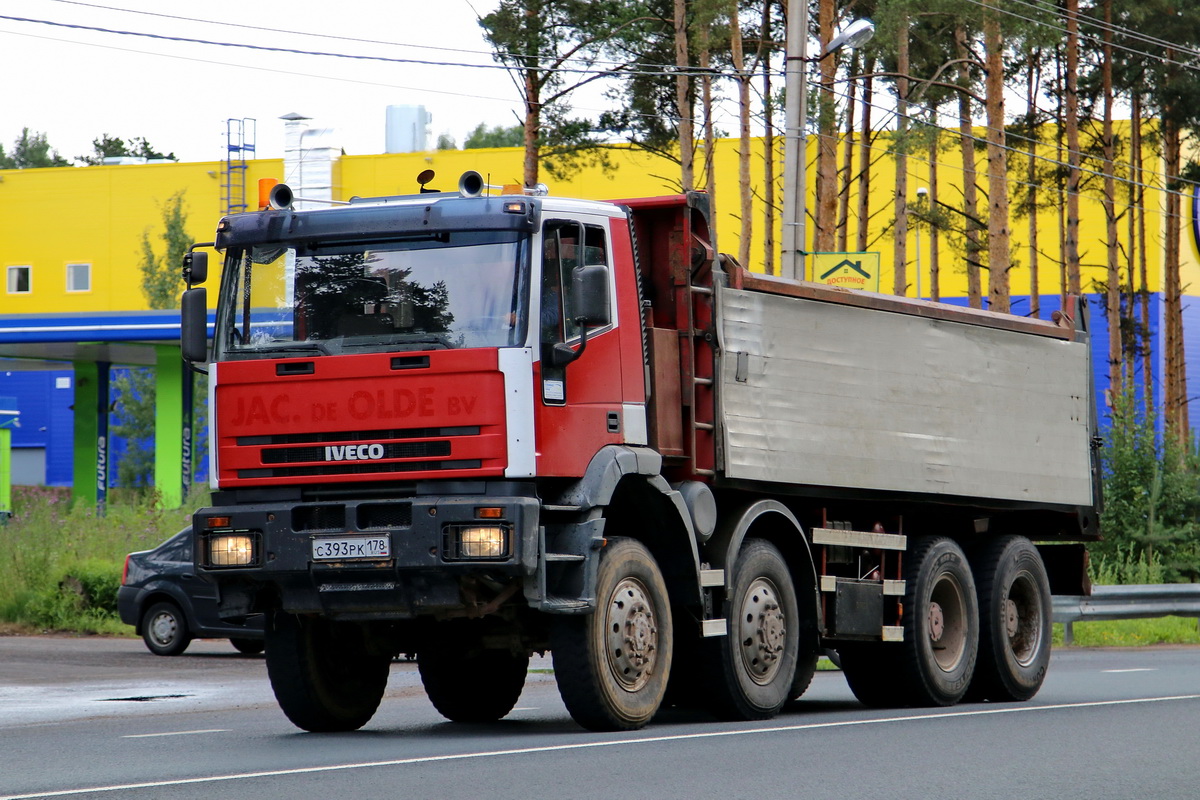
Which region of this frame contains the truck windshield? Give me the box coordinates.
[214,231,530,359]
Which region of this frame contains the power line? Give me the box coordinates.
[0,12,718,80]
[42,0,499,58]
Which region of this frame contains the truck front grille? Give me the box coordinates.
[234,426,483,480]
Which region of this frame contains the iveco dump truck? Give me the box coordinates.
[180,171,1100,733]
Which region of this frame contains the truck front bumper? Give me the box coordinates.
[193,490,540,619]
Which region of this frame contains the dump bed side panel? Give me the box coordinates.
[717,287,1095,507]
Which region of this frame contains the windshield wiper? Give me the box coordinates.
[243,340,334,356]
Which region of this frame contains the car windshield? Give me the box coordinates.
[214,231,530,359]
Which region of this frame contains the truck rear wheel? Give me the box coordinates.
[551,537,673,731]
[967,536,1051,701]
[265,611,391,732]
[418,640,529,722]
[707,539,799,720]
[895,537,979,706]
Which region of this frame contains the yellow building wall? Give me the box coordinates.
[2,126,1194,316]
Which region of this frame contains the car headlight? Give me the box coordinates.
[207,533,257,567]
[443,524,510,560]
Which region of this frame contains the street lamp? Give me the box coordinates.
[781,11,875,281]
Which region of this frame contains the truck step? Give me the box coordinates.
[545,553,585,562]
[541,504,584,513]
[543,596,590,611]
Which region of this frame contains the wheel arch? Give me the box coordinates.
[703,499,822,636]
[135,586,196,635]
[548,445,705,610]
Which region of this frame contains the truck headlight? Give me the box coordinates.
[444,524,510,560]
[207,533,258,567]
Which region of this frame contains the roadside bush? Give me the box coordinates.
[1097,389,1200,583]
[0,484,207,633]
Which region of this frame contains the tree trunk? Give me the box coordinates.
[1026,49,1040,319]
[983,0,1010,313]
[955,24,982,308]
[838,52,858,253]
[1164,111,1188,446]
[1133,93,1152,413]
[814,0,838,253]
[1102,0,1121,400]
[732,1,753,267]
[1064,0,1082,295]
[522,65,541,189]
[856,61,874,254]
[893,13,909,297]
[929,137,941,302]
[700,17,716,223]
[675,0,695,191]
[761,1,776,275]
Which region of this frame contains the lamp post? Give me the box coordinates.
[915,186,927,298]
[781,12,875,281]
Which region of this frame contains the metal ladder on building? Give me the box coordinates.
[222,118,256,216]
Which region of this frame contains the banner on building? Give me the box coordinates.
[811,252,880,292]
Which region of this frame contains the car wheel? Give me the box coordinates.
[141,601,191,656]
[230,638,265,655]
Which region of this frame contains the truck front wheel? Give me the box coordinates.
[967,536,1051,701]
[706,539,800,720]
[265,612,391,732]
[895,537,979,706]
[418,638,529,722]
[551,537,673,731]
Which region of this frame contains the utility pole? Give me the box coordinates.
[781,8,874,282]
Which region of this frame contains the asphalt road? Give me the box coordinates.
[2,636,1199,799]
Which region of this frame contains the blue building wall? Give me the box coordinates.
[0,366,207,488]
[0,369,75,485]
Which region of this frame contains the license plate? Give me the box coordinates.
[312,535,391,561]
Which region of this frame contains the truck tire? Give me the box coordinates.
[230,638,265,655]
[551,537,673,731]
[265,611,391,732]
[141,601,191,657]
[706,539,800,720]
[418,642,529,722]
[789,649,819,703]
[967,535,1052,702]
[840,643,900,707]
[895,537,979,706]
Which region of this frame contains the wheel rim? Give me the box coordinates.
[604,576,659,692]
[926,571,967,672]
[1004,570,1043,667]
[149,611,177,647]
[738,577,788,685]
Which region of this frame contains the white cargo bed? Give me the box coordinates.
[716,273,1095,508]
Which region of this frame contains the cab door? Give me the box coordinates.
[534,218,627,476]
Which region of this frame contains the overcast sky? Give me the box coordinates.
[0,0,535,164]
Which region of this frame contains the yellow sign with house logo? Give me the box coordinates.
[812,252,880,292]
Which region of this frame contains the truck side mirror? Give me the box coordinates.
[184,250,208,286]
[548,265,611,368]
[181,287,209,363]
[572,264,611,327]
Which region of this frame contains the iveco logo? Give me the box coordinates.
[324,444,386,462]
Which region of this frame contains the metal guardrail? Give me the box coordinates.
[1052,584,1200,645]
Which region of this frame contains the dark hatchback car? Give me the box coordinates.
[118,527,264,656]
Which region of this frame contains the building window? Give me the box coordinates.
[6,265,31,294]
[66,263,91,293]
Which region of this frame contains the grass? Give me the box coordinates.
[1052,617,1200,647]
[0,485,206,636]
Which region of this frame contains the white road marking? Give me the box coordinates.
[1102,668,1157,674]
[4,694,1198,800]
[122,729,229,739]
